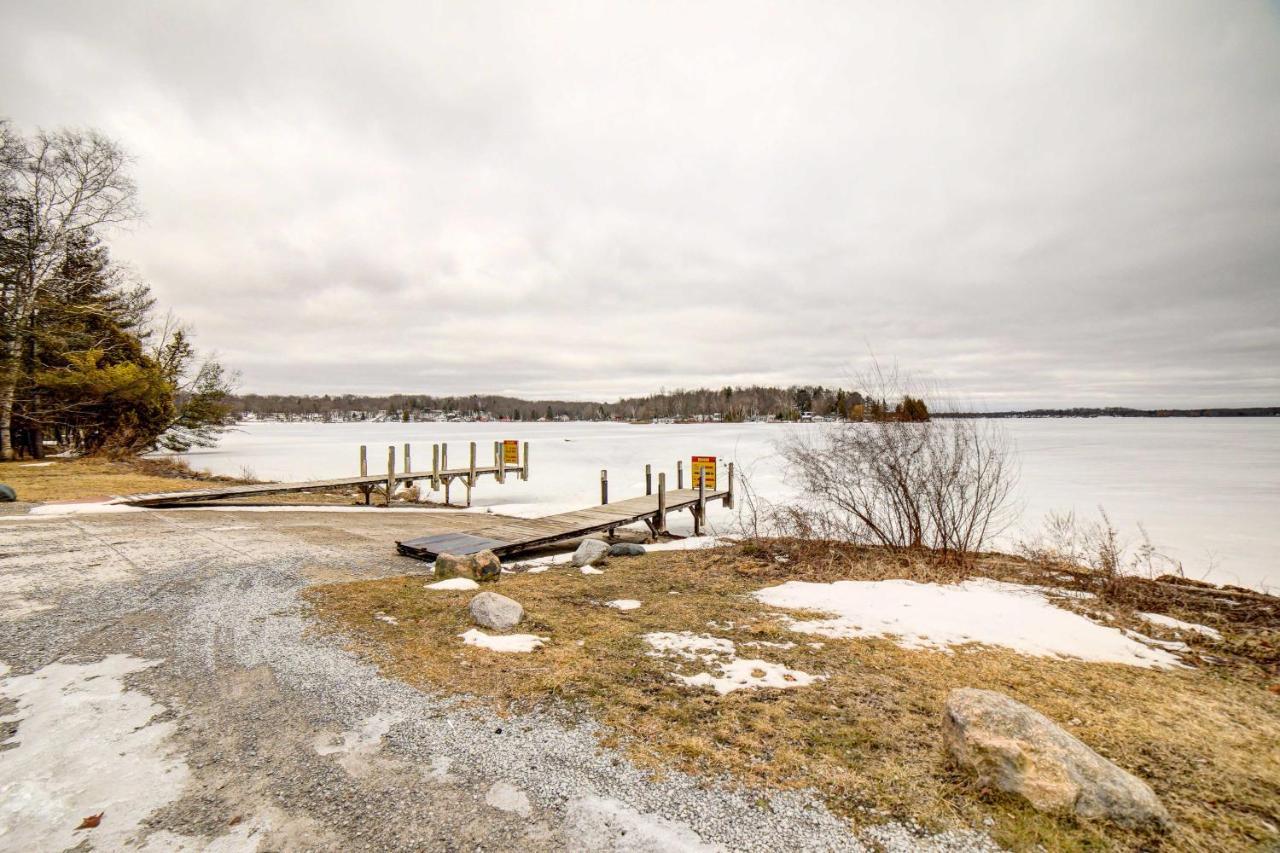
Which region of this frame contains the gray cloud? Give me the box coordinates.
[5,0,1278,406]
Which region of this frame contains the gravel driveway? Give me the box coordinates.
[0,507,997,852]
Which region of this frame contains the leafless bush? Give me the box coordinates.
[770,368,1017,560]
[1019,507,1184,585]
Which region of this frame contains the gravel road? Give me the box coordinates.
[0,507,999,852]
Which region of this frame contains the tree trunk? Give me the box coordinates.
[0,380,14,461]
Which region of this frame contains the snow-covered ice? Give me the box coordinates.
[606,599,641,611]
[753,578,1184,668]
[460,629,547,653]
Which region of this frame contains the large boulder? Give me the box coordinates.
[0,484,14,502]
[943,688,1172,831]
[572,538,610,567]
[469,591,524,631]
[608,543,646,557]
[434,550,502,583]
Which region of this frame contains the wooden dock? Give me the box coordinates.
[397,467,734,561]
[113,440,528,507]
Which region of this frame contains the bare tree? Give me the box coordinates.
[0,125,139,459]
[774,366,1018,559]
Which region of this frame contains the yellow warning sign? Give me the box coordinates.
[503,440,520,465]
[691,456,716,489]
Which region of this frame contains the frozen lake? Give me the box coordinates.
[173,419,1280,591]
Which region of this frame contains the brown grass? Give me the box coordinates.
[0,456,244,502]
[305,543,1280,852]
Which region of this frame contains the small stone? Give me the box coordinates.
[943,688,1172,831]
[572,538,610,567]
[607,543,646,557]
[470,550,502,583]
[469,592,524,631]
[0,484,15,502]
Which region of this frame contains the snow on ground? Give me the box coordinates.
[374,613,400,625]
[643,632,821,695]
[606,599,641,611]
[677,658,823,695]
[460,629,547,653]
[642,536,729,553]
[564,795,723,851]
[18,462,54,467]
[580,566,604,575]
[753,578,1184,668]
[1139,612,1222,639]
[426,578,479,591]
[0,656,190,851]
[644,632,736,661]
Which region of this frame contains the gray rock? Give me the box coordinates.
[607,543,646,557]
[0,484,14,502]
[434,549,502,583]
[469,591,524,631]
[571,538,610,567]
[943,688,1172,831]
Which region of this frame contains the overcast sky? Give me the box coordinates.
[5,1,1279,406]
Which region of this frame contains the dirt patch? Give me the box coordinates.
[306,543,1280,852]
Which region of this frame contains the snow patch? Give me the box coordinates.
[643,632,735,661]
[18,462,54,467]
[564,796,722,851]
[460,629,547,653]
[485,781,532,816]
[426,578,479,591]
[0,655,189,851]
[580,566,604,575]
[1139,612,1222,640]
[753,578,1184,668]
[677,658,823,695]
[606,599,641,611]
[374,613,399,626]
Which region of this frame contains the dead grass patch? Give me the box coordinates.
[0,456,242,502]
[305,544,1280,851]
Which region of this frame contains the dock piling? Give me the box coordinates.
[404,443,411,484]
[359,445,368,476]
[386,446,395,507]
[645,464,652,495]
[467,443,477,506]
[656,473,667,532]
[522,442,529,480]
[432,444,440,490]
[726,462,735,509]
[694,477,705,536]
[677,460,684,490]
[601,469,609,505]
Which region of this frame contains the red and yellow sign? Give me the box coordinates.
[503,440,520,465]
[691,455,716,489]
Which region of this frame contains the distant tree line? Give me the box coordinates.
[933,407,1280,419]
[228,386,936,423]
[0,121,235,459]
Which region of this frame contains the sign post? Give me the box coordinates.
[503,439,520,466]
[691,455,717,490]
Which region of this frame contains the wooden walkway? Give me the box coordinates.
[113,464,525,507]
[396,486,731,561]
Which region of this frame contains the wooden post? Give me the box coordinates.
[645,463,652,496]
[442,443,448,472]
[498,441,506,484]
[359,445,368,476]
[521,442,529,481]
[677,460,684,490]
[726,462,735,509]
[656,473,667,533]
[600,469,609,505]
[386,446,395,507]
[432,444,440,490]
[404,443,411,475]
[694,476,705,535]
[467,442,476,507]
